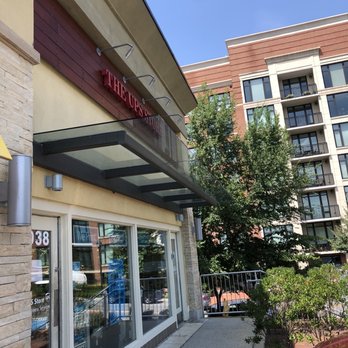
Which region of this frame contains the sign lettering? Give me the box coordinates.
[101,69,160,134]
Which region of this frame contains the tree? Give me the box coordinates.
[188,87,308,272]
[330,211,348,252]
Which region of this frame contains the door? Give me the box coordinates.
[31,215,60,348]
[170,233,183,322]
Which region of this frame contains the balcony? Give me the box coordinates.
[304,173,334,188]
[301,204,340,221]
[280,83,317,100]
[285,112,323,130]
[292,142,328,159]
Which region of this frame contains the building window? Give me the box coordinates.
[246,105,274,124]
[287,104,313,127]
[322,61,348,88]
[298,160,323,179]
[282,76,308,98]
[327,92,348,117]
[263,224,293,241]
[333,123,348,147]
[345,186,348,204]
[209,92,231,109]
[338,154,348,178]
[72,220,135,347]
[301,191,330,220]
[243,76,272,102]
[291,132,318,157]
[304,222,334,247]
[138,228,169,334]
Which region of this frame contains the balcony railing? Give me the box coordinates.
[293,142,328,158]
[280,83,318,99]
[301,204,340,221]
[285,112,322,129]
[305,173,334,188]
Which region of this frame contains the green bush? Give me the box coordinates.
[246,264,348,346]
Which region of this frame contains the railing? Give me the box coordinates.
[301,204,340,221]
[293,142,328,158]
[73,279,130,348]
[200,270,265,316]
[285,112,322,128]
[280,83,317,99]
[139,276,169,320]
[304,173,334,188]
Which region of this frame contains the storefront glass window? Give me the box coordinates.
[137,228,170,333]
[31,230,50,346]
[72,220,135,348]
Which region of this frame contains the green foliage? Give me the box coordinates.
[330,212,348,252]
[246,265,348,345]
[188,86,308,273]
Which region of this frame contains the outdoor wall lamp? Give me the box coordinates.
[175,213,184,222]
[96,43,134,59]
[123,74,155,86]
[194,217,203,240]
[142,96,171,106]
[0,155,32,226]
[45,174,63,191]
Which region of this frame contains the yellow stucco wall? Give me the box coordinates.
[33,167,179,225]
[0,0,33,44]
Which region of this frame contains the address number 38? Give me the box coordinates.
[31,230,50,247]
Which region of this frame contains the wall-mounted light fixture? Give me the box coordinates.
[175,213,184,222]
[96,43,134,59]
[194,217,203,240]
[0,155,32,226]
[142,96,171,107]
[45,174,63,191]
[123,74,155,86]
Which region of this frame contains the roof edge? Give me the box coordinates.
[181,56,229,73]
[226,13,348,47]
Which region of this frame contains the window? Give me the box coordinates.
[304,222,334,247]
[209,92,231,109]
[72,220,135,347]
[327,92,348,117]
[282,76,308,98]
[291,132,318,157]
[246,105,275,124]
[243,76,272,102]
[345,186,348,204]
[301,191,330,220]
[333,122,348,147]
[287,104,313,127]
[338,154,348,179]
[138,228,169,333]
[298,161,324,185]
[263,224,293,242]
[322,61,348,88]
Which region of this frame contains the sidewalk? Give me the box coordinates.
[157,317,264,348]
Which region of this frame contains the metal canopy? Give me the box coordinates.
[33,118,215,213]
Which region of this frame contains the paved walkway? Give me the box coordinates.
[157,317,264,348]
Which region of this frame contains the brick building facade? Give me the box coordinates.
[183,13,348,263]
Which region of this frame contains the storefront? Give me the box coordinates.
[27,1,214,347]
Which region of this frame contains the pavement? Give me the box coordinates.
[157,317,264,348]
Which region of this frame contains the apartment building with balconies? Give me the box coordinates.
[182,13,348,263]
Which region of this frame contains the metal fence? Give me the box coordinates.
[200,270,265,316]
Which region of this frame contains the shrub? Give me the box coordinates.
[246,265,348,346]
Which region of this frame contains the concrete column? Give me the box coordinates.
[181,208,203,321]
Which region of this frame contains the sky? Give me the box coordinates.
[145,0,348,66]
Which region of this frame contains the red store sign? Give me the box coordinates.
[101,69,160,134]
